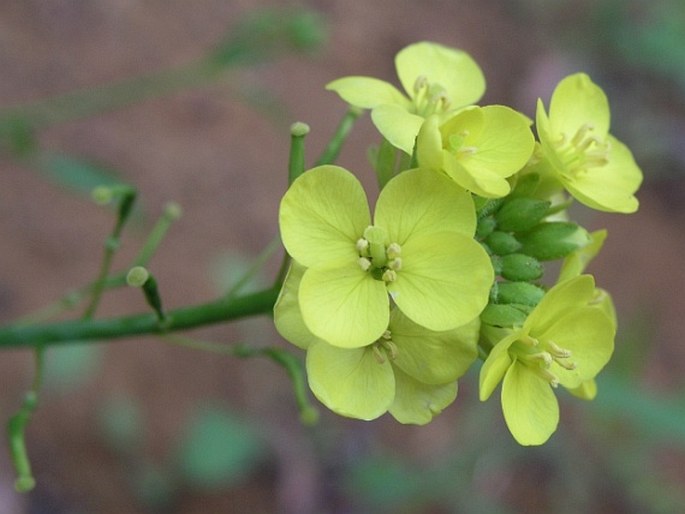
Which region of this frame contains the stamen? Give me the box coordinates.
[547,341,571,359]
[357,257,372,271]
[459,146,478,155]
[519,334,539,347]
[388,257,402,271]
[571,123,594,146]
[382,269,398,282]
[372,345,386,364]
[413,75,428,94]
[356,238,369,254]
[381,339,399,360]
[527,352,553,367]
[386,243,402,259]
[554,358,577,371]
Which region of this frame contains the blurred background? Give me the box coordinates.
[1,0,684,513]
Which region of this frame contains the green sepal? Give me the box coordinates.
[480,303,528,328]
[518,222,591,261]
[495,197,550,233]
[499,254,543,281]
[496,281,545,307]
[485,231,522,255]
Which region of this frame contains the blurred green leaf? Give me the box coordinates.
[592,373,685,444]
[176,406,266,490]
[210,7,327,67]
[30,151,122,196]
[0,117,36,157]
[98,394,144,454]
[345,455,424,510]
[43,343,103,392]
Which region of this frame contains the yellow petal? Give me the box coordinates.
[307,342,395,420]
[299,265,389,348]
[279,165,371,268]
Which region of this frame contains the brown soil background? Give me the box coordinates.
[1,1,684,513]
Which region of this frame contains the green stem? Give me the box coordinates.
[7,346,45,492]
[314,106,363,166]
[0,287,280,348]
[83,189,137,319]
[133,202,182,267]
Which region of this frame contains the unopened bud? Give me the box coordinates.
[164,202,182,220]
[518,222,591,261]
[126,266,150,287]
[290,121,310,137]
[496,281,545,306]
[476,215,497,240]
[495,197,551,233]
[485,231,522,255]
[92,186,113,205]
[500,254,543,281]
[480,303,529,328]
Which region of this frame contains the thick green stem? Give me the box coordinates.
[0,287,280,349]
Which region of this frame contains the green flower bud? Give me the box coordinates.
[496,281,545,306]
[495,197,550,233]
[518,222,591,261]
[500,253,543,281]
[476,215,496,240]
[485,231,522,255]
[481,303,528,327]
[127,266,150,287]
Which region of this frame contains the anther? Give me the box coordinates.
[413,75,428,94]
[356,238,369,254]
[381,339,399,360]
[547,341,572,359]
[382,269,398,282]
[528,352,553,367]
[372,345,386,364]
[388,258,402,271]
[358,257,372,271]
[386,243,402,259]
[519,334,539,347]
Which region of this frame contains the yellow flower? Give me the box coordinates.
[536,73,643,213]
[327,41,485,154]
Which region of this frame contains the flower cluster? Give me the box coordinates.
[275,41,642,444]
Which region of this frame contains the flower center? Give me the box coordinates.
[412,75,452,117]
[372,329,399,364]
[510,334,576,387]
[551,123,611,180]
[446,130,478,158]
[356,226,402,283]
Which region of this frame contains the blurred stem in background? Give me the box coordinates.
[0,7,326,131]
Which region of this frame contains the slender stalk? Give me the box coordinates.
[314,106,363,166]
[83,189,137,319]
[0,287,280,348]
[7,346,45,492]
[132,202,182,267]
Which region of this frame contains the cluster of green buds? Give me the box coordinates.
[274,41,642,445]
